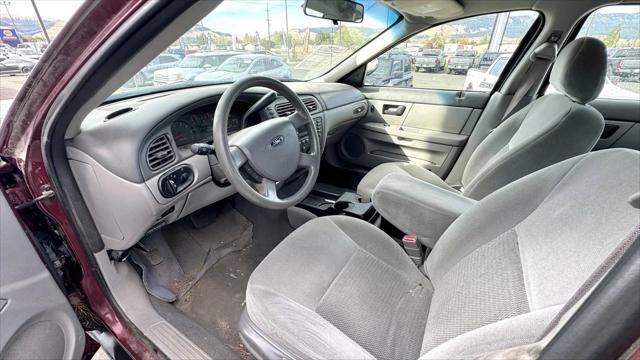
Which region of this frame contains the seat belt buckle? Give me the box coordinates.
[402,235,424,266]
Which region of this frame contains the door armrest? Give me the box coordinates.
[372,172,476,247]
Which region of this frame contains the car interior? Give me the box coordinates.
[35,0,640,359]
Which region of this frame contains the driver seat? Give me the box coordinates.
[240,149,639,359]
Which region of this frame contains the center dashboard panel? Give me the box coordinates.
[67,82,368,250]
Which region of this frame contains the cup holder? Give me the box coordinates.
[333,201,350,212]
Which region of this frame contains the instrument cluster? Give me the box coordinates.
[170,103,248,147]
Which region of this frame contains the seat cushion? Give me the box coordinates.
[246,216,432,359]
[245,149,639,360]
[357,162,458,201]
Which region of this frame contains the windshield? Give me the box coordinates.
[218,57,253,73]
[111,0,399,100]
[455,51,475,57]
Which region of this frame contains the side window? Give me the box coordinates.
[488,57,509,77]
[251,59,266,73]
[364,11,539,91]
[203,57,219,67]
[547,5,640,100]
[266,59,279,70]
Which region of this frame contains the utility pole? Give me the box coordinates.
[265,0,271,50]
[284,0,289,60]
[30,0,50,43]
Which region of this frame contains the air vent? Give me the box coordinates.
[147,134,175,171]
[274,97,318,117]
[302,98,318,112]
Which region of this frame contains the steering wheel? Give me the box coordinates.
[213,76,321,210]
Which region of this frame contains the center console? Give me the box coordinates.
[299,183,377,222]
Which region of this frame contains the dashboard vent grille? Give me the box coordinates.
[147,134,175,171]
[274,97,318,117]
[302,98,318,112]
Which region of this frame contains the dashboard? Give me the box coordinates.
[67,82,368,250]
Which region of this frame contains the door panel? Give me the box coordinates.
[0,194,85,359]
[338,87,489,177]
[591,99,640,151]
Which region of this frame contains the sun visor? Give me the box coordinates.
[381,0,464,19]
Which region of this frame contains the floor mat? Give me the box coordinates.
[160,201,292,359]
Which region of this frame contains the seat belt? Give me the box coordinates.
[500,42,558,122]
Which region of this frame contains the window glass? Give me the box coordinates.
[364,11,539,91]
[488,57,508,77]
[203,56,220,67]
[110,0,399,100]
[250,59,266,73]
[0,1,83,110]
[159,55,177,64]
[546,5,640,100]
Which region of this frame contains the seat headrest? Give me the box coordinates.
[549,37,607,104]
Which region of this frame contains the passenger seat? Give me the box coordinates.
[357,37,608,201]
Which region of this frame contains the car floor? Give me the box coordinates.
[147,196,294,359]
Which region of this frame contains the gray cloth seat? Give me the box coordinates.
[357,37,608,202]
[244,148,640,359]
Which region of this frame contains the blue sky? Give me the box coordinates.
[200,0,397,37]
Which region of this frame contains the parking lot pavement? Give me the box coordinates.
[0,74,29,100]
[412,71,466,90]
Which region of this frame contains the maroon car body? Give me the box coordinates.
[0,1,154,358]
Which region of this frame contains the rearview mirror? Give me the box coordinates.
[203,64,212,70]
[303,0,364,24]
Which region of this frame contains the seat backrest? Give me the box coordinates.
[460,37,608,200]
[420,148,640,358]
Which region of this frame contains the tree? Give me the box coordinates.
[242,33,254,45]
[335,26,364,48]
[603,24,621,48]
[314,32,332,45]
[272,31,284,47]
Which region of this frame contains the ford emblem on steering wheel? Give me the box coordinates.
[269,135,285,148]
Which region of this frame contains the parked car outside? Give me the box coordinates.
[194,54,291,83]
[415,49,445,72]
[464,53,511,91]
[364,52,413,87]
[448,49,477,74]
[406,46,423,58]
[15,48,41,61]
[474,51,508,69]
[128,53,180,87]
[153,51,241,85]
[607,47,640,79]
[0,57,36,75]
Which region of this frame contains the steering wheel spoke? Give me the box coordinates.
[288,111,308,129]
[256,178,279,201]
[229,146,248,169]
[298,152,315,169]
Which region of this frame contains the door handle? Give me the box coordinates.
[382,104,406,116]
